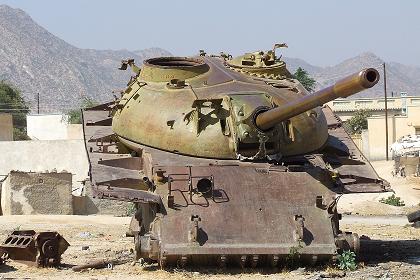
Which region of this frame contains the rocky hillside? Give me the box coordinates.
[0,5,171,112]
[1,4,419,113]
[285,52,420,98]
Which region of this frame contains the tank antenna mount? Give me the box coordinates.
[118,58,141,75]
[272,43,288,60]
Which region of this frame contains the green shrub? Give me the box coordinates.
[379,194,405,206]
[345,109,371,134]
[286,242,303,267]
[67,97,98,124]
[337,250,357,271]
[126,203,137,217]
[0,81,30,140]
[293,67,316,92]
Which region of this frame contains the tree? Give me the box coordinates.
[67,97,98,124]
[346,109,371,134]
[0,81,30,140]
[293,67,316,92]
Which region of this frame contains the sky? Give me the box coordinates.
[1,0,420,67]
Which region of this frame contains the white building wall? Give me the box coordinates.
[27,114,69,140]
[0,140,89,193]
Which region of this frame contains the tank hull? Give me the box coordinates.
[138,163,339,266]
[83,105,387,267]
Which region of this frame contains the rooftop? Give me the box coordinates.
[328,95,420,112]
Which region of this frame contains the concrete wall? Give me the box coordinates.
[0,139,132,216]
[67,124,83,140]
[27,114,69,140]
[27,114,83,140]
[361,129,370,160]
[1,171,72,215]
[72,181,132,216]
[0,113,13,141]
[0,140,89,193]
[367,106,420,160]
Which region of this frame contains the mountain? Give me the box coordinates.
[285,52,420,98]
[283,57,322,75]
[1,4,419,113]
[0,5,171,112]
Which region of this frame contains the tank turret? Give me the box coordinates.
[111,52,379,160]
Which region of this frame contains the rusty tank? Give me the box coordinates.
[83,44,389,267]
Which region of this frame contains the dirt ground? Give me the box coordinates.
[338,160,420,215]
[0,160,419,280]
[0,215,418,280]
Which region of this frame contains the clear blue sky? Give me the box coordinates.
[1,0,419,67]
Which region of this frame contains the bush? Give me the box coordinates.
[345,109,371,135]
[337,250,357,271]
[286,242,303,267]
[0,81,30,140]
[67,97,97,124]
[126,203,137,217]
[379,194,405,206]
[293,67,316,92]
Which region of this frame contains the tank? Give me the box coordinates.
[83,45,389,267]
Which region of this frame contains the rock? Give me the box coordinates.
[320,271,346,278]
[381,271,392,280]
[79,232,92,238]
[309,274,323,280]
[291,267,306,274]
[407,209,420,223]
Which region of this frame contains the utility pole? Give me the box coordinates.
[37,92,40,114]
[383,63,389,161]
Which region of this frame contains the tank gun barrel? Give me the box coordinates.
[255,68,380,130]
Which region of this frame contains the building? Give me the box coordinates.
[0,140,89,194]
[0,113,13,141]
[367,105,420,160]
[328,94,420,160]
[327,93,419,121]
[27,114,83,140]
[0,113,130,215]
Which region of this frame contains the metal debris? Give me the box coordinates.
[0,230,69,267]
[72,259,112,272]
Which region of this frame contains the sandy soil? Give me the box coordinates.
[0,215,418,280]
[338,160,420,215]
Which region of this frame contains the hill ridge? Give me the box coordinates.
[1,4,419,112]
[0,5,171,112]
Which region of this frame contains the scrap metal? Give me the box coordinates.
[0,230,69,267]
